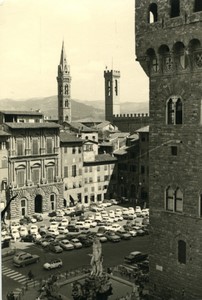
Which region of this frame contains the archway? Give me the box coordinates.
[34,194,43,213]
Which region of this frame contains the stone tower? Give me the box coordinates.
[104,69,121,122]
[57,42,72,124]
[135,1,202,299]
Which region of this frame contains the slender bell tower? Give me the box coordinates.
[57,42,71,124]
[104,69,121,122]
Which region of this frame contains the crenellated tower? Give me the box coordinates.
[57,42,72,124]
[135,0,202,299]
[104,69,121,122]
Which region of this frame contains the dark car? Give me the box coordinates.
[67,225,79,232]
[13,252,40,267]
[124,251,148,264]
[48,242,63,253]
[21,234,35,243]
[48,211,57,217]
[69,210,84,217]
[19,216,32,225]
[78,237,93,247]
[116,230,131,240]
[1,239,10,249]
[32,214,43,222]
[137,260,149,272]
[104,231,121,242]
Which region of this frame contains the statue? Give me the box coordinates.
[90,237,103,277]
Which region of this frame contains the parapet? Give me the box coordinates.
[104,70,121,77]
[113,113,149,118]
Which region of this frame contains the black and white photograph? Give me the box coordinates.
[1,0,202,299]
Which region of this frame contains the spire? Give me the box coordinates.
[59,41,69,73]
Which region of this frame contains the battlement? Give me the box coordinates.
[104,70,120,77]
[113,113,149,118]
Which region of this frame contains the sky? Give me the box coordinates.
[0,0,149,103]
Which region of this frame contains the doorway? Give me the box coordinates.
[34,195,42,213]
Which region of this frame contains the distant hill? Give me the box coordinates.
[0,96,149,120]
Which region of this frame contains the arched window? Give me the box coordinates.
[146,48,159,73]
[173,42,187,70]
[148,3,158,23]
[65,115,69,121]
[158,45,172,72]
[166,187,174,211]
[175,188,183,212]
[21,199,27,216]
[194,0,202,12]
[178,240,186,264]
[50,194,55,211]
[170,0,180,18]
[65,84,68,94]
[167,97,183,125]
[65,100,69,108]
[115,80,118,96]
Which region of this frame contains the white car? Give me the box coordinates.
[75,221,85,229]
[58,226,69,234]
[135,206,142,215]
[70,238,82,249]
[47,228,59,236]
[108,210,115,218]
[94,213,102,222]
[96,232,107,243]
[60,218,69,227]
[87,214,95,220]
[84,219,97,228]
[102,216,114,223]
[141,209,149,217]
[122,208,129,214]
[49,221,59,229]
[115,213,123,221]
[128,207,135,214]
[115,208,122,216]
[56,209,65,217]
[10,222,20,231]
[59,239,74,250]
[43,258,63,270]
[29,225,38,235]
[11,229,20,240]
[19,226,28,237]
[109,223,122,232]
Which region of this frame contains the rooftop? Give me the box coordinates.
[0,110,43,116]
[60,131,83,143]
[5,122,60,129]
[136,125,149,133]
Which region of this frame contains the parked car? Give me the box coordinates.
[78,236,93,247]
[39,224,47,235]
[11,229,20,240]
[115,208,122,217]
[19,226,28,237]
[59,239,74,250]
[10,222,20,231]
[64,207,75,216]
[29,225,38,235]
[109,199,118,205]
[84,219,97,228]
[104,231,121,242]
[32,213,43,222]
[13,252,40,267]
[2,238,10,249]
[58,226,69,234]
[116,230,131,240]
[48,242,63,253]
[19,217,32,225]
[43,258,63,270]
[136,229,145,236]
[109,223,122,232]
[75,221,85,230]
[56,209,65,217]
[96,232,107,243]
[47,228,59,236]
[49,221,59,229]
[40,236,55,248]
[70,238,82,249]
[124,251,148,264]
[21,234,35,243]
[67,225,79,233]
[48,211,57,217]
[60,218,69,227]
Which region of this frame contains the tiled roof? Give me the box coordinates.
[136,125,149,133]
[113,149,128,155]
[0,110,43,116]
[95,153,117,162]
[70,122,97,132]
[60,131,83,143]
[5,122,60,129]
[0,130,10,136]
[109,132,129,139]
[96,121,111,129]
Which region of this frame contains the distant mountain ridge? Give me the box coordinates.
[0,96,149,121]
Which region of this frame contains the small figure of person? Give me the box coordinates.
[28,270,34,280]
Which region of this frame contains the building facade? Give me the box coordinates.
[135,0,202,299]
[1,117,63,219]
